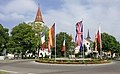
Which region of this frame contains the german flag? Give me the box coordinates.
[49,23,55,47]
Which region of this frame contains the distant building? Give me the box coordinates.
[28,5,50,58]
[84,38,93,55]
[74,29,93,55]
[84,29,93,55]
[34,7,44,23]
[28,6,44,33]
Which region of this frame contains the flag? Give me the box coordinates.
[48,37,51,52]
[62,39,65,52]
[41,32,45,51]
[49,23,55,47]
[97,30,100,44]
[94,34,98,51]
[75,21,83,51]
[97,27,102,50]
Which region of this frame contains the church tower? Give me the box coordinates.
[35,6,44,24]
[86,29,91,39]
[32,6,44,32]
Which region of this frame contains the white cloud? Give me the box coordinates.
[43,0,120,41]
[0,0,37,22]
[0,0,37,30]
[3,0,37,14]
[0,0,120,41]
[5,13,25,21]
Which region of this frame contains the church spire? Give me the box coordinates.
[86,29,91,39]
[35,6,44,23]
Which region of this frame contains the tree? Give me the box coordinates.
[6,36,16,54]
[0,24,9,55]
[30,22,49,48]
[11,23,35,58]
[55,32,73,57]
[11,22,49,58]
[101,32,120,54]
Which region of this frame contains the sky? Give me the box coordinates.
[0,0,120,41]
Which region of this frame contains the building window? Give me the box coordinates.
[89,47,90,50]
[87,43,89,45]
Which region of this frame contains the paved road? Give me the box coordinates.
[0,60,120,74]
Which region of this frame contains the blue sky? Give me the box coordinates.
[0,0,120,41]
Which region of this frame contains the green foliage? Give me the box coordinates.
[9,22,49,58]
[1,22,120,58]
[6,37,16,54]
[43,25,49,48]
[55,32,73,57]
[0,71,8,74]
[101,32,120,54]
[0,24,9,55]
[90,42,94,52]
[35,59,111,64]
[11,23,35,56]
[31,22,49,48]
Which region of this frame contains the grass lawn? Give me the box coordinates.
[0,71,8,74]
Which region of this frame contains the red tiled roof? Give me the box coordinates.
[35,7,44,23]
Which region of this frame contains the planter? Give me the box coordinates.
[35,59,111,64]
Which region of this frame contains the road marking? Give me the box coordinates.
[28,73,35,74]
[0,69,18,73]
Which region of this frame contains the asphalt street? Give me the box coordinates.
[0,60,120,74]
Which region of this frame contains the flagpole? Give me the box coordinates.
[82,19,84,61]
[63,34,66,58]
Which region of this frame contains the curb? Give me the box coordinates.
[33,61,114,66]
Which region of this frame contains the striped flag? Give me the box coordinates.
[49,23,55,47]
[94,34,98,51]
[75,21,83,52]
[41,32,45,51]
[62,39,65,52]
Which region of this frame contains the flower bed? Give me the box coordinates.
[35,59,111,64]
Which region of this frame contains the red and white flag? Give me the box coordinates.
[41,32,45,51]
[97,27,102,49]
[62,39,65,52]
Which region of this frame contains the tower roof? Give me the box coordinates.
[86,29,91,39]
[35,7,44,23]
